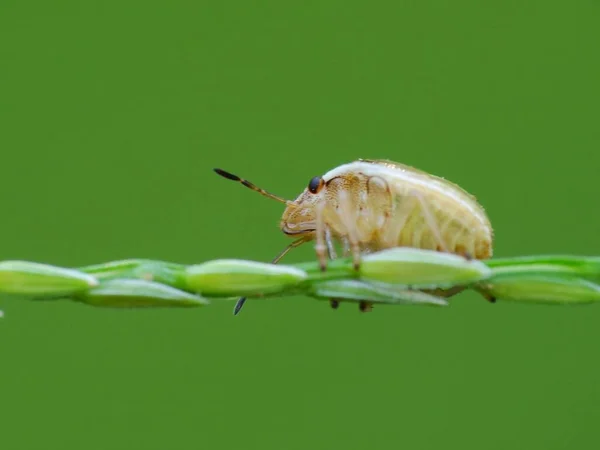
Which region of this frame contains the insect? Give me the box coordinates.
[214,159,494,314]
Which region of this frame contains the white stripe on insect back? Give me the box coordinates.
[322,161,489,227]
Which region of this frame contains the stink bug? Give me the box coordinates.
[214,159,493,314]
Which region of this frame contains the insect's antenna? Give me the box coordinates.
[214,168,293,206]
[233,236,309,316]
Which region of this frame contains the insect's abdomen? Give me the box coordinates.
[392,192,493,260]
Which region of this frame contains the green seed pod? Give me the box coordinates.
[184,259,307,297]
[75,279,208,308]
[310,279,448,306]
[79,259,188,289]
[0,261,98,295]
[478,275,600,305]
[78,259,152,280]
[359,248,491,289]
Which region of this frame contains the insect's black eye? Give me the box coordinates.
[308,176,323,194]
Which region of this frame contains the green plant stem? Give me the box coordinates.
[1,251,600,309]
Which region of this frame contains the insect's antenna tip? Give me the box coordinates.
[233,298,246,315]
[213,168,240,182]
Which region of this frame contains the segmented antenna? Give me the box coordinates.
[213,168,292,205]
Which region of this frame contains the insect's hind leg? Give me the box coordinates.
[411,190,475,262]
[409,189,450,254]
[404,190,476,303]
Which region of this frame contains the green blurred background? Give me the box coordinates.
[1,1,599,449]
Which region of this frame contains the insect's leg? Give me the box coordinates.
[233,236,308,315]
[409,192,472,261]
[359,301,373,312]
[316,204,345,310]
[314,200,328,271]
[273,237,309,264]
[422,285,467,299]
[323,225,343,310]
[340,237,351,257]
[337,191,361,270]
[474,283,497,303]
[350,242,361,271]
[339,184,393,312]
[362,175,394,238]
[341,188,386,311]
[378,188,453,310]
[337,191,373,311]
[325,227,337,260]
[409,189,449,254]
[379,195,418,249]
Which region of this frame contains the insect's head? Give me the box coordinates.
[213,168,326,239]
[279,175,326,237]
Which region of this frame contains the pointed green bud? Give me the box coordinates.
[310,279,448,306]
[0,261,98,295]
[479,275,600,304]
[75,279,208,308]
[359,248,491,288]
[184,259,307,297]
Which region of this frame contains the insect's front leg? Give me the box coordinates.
[317,218,362,311]
[314,201,329,271]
